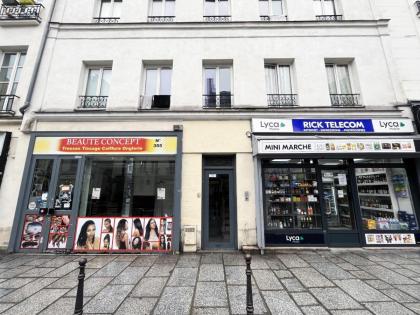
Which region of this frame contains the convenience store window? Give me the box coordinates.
[355,159,418,231]
[79,157,175,217]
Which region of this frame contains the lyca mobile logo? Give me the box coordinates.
[379,121,405,129]
[286,235,304,242]
[260,121,286,129]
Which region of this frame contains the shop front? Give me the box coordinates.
[9,132,182,253]
[253,118,420,247]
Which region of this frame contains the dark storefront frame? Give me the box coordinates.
[8,131,183,253]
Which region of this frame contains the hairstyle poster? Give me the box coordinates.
[20,215,44,249]
[74,218,101,251]
[47,215,70,249]
[73,216,173,252]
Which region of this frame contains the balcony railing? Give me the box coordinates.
[139,95,171,110]
[316,15,343,21]
[267,94,298,107]
[79,96,108,109]
[148,16,175,23]
[0,95,18,115]
[260,15,288,21]
[0,4,43,22]
[330,94,361,107]
[94,17,120,23]
[416,1,420,15]
[203,94,233,108]
[203,15,231,22]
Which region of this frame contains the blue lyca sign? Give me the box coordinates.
[293,119,373,133]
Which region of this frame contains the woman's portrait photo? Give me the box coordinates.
[144,218,160,250]
[132,218,144,238]
[102,218,114,233]
[114,218,131,250]
[101,233,111,250]
[75,218,101,250]
[159,234,166,250]
[132,236,142,250]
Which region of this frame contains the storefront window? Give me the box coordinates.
[79,157,175,217]
[27,159,54,212]
[356,167,418,231]
[263,166,322,230]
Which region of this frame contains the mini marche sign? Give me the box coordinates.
[252,118,414,134]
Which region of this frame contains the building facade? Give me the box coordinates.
[1,0,420,252]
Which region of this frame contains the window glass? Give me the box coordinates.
[272,0,283,15]
[14,68,22,83]
[313,0,322,15]
[264,65,279,94]
[0,68,12,82]
[324,0,336,15]
[326,65,337,94]
[259,0,269,16]
[337,65,351,94]
[354,158,403,164]
[165,0,175,16]
[218,0,230,15]
[204,0,216,15]
[18,54,26,67]
[278,65,292,94]
[219,67,231,94]
[145,69,158,96]
[160,68,172,95]
[100,0,112,17]
[152,0,163,16]
[86,69,100,95]
[318,159,347,166]
[27,159,54,212]
[204,68,216,95]
[99,69,111,96]
[356,167,418,231]
[0,83,8,95]
[113,0,122,17]
[2,53,16,68]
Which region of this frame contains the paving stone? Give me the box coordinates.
[194,282,228,307]
[131,277,168,297]
[291,268,334,288]
[84,256,117,269]
[192,308,230,315]
[395,284,420,300]
[0,277,35,289]
[154,286,194,315]
[334,279,390,302]
[311,262,354,280]
[402,264,420,274]
[380,288,418,303]
[291,292,318,306]
[277,254,309,268]
[280,278,306,292]
[364,302,415,315]
[309,288,362,310]
[2,288,68,315]
[225,266,246,285]
[130,256,158,267]
[44,262,80,278]
[327,256,347,264]
[0,265,34,278]
[92,261,130,277]
[365,279,393,290]
[223,254,246,266]
[0,288,13,298]
[201,254,223,264]
[299,253,329,263]
[337,263,360,271]
[115,297,157,315]
[331,311,373,315]
[114,255,137,262]
[250,257,270,269]
[0,303,14,313]
[199,264,224,282]
[274,270,293,279]
[349,270,378,280]
[84,285,134,313]
[341,254,376,266]
[18,267,56,277]
[146,263,175,277]
[253,269,283,290]
[301,305,329,315]
[363,265,416,285]
[0,277,57,303]
[167,267,198,286]
[42,256,76,268]
[66,277,113,297]
[177,255,201,267]
[227,285,267,314]
[406,303,420,314]
[265,257,287,270]
[154,255,178,265]
[394,268,420,278]
[377,261,400,269]
[262,290,302,314]
[112,267,148,285]
[48,268,97,289]
[38,297,92,315]
[23,258,53,267]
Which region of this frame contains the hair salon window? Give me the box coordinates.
[79,157,175,217]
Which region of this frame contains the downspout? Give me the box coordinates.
[19,0,58,131]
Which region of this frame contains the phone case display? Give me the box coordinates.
[20,215,44,249]
[47,215,70,249]
[74,216,173,252]
[263,167,321,230]
[356,168,418,231]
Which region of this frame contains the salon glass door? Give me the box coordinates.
[19,157,82,252]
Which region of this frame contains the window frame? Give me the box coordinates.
[259,0,285,17]
[0,52,25,111]
[325,63,353,95]
[143,66,173,96]
[99,0,122,18]
[313,0,337,16]
[84,67,112,97]
[264,63,293,95]
[149,0,176,17]
[203,65,233,96]
[203,0,231,17]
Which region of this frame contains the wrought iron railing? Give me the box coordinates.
[0,95,18,115]
[79,96,108,109]
[94,17,120,23]
[330,94,361,107]
[203,15,231,22]
[260,15,288,21]
[0,4,43,21]
[316,15,343,21]
[267,94,298,107]
[139,95,171,109]
[148,16,175,23]
[203,94,233,108]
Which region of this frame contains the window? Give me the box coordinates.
[326,64,359,106]
[259,0,286,20]
[265,64,296,106]
[96,0,122,22]
[80,67,111,109]
[204,0,230,21]
[203,66,232,108]
[0,52,25,112]
[150,0,175,17]
[142,67,172,109]
[314,0,341,20]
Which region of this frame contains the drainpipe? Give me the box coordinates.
[19,0,58,126]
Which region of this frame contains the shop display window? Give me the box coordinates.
[356,165,418,231]
[263,166,322,230]
[79,157,175,217]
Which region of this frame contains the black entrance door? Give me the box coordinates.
[202,169,236,249]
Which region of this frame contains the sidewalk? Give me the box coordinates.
[0,249,419,314]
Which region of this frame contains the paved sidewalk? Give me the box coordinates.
[0,249,419,314]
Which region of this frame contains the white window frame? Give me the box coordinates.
[203,66,233,96]
[314,0,337,16]
[99,0,122,18]
[259,0,285,17]
[149,0,175,17]
[264,64,293,94]
[84,67,112,96]
[325,63,353,95]
[0,52,25,111]
[203,0,231,16]
[144,66,172,96]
